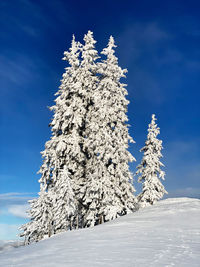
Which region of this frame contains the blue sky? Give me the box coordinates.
[0,0,200,240]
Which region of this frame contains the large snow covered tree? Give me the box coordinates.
[77,31,101,227]
[98,36,137,220]
[20,31,136,242]
[21,35,85,241]
[136,114,167,207]
[81,36,137,227]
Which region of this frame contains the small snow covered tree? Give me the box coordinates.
[20,188,54,244]
[136,114,167,207]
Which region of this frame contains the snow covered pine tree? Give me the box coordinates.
[80,35,137,227]
[97,36,137,222]
[20,35,84,242]
[20,188,53,244]
[20,31,136,243]
[136,114,167,207]
[74,31,100,227]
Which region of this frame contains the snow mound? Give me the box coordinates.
[0,198,199,267]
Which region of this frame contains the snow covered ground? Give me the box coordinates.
[0,197,199,267]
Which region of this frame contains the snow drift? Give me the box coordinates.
[0,198,199,267]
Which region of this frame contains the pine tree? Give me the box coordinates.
[77,31,101,227]
[136,114,167,207]
[81,36,137,227]
[20,188,54,244]
[21,35,85,241]
[20,32,137,242]
[48,34,87,229]
[98,36,137,219]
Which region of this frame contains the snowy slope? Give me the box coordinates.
[0,198,199,267]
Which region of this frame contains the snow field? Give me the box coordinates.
[0,197,199,267]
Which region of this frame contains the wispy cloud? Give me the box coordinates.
[0,1,47,38]
[0,192,36,206]
[0,53,38,86]
[0,192,34,240]
[0,0,73,39]
[0,192,35,197]
[7,204,29,219]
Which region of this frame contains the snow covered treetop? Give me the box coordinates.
[82,30,99,64]
[83,31,96,45]
[62,35,81,67]
[100,35,127,80]
[147,114,160,140]
[101,36,117,58]
[152,114,156,121]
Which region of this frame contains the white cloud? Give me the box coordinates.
[0,193,34,240]
[0,192,36,206]
[0,192,34,198]
[7,204,29,219]
[0,192,36,212]
[0,192,36,221]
